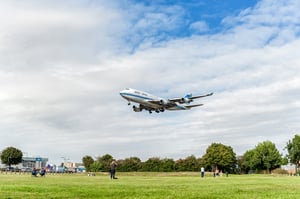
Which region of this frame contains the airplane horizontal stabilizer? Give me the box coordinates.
[185,104,203,108]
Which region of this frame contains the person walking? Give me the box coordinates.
[201,167,205,178]
[110,160,118,179]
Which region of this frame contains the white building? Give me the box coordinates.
[0,156,48,170]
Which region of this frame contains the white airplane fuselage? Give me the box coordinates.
[120,88,210,113]
[120,88,178,110]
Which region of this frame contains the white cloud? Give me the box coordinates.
[0,1,127,72]
[0,0,299,164]
[189,21,209,33]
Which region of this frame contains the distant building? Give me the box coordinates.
[0,156,48,170]
[62,161,85,172]
[64,162,76,168]
[64,162,83,168]
[22,157,48,169]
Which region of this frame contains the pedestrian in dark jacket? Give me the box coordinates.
[110,160,118,179]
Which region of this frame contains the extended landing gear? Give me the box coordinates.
[149,108,164,114]
[128,102,131,105]
[130,104,165,114]
[133,105,142,112]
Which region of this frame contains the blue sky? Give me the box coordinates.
[0,0,299,165]
[138,0,260,34]
[123,0,261,51]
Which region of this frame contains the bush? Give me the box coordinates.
[271,168,288,175]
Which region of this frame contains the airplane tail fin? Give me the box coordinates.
[184,93,192,99]
[180,93,193,104]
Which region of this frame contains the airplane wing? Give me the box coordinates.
[146,100,161,104]
[169,92,213,103]
[146,99,176,108]
[189,92,213,100]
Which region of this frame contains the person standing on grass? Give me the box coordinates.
[201,167,205,178]
[110,160,118,179]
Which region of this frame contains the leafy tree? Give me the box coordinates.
[281,156,288,165]
[175,158,186,171]
[240,149,260,173]
[90,161,101,172]
[0,146,23,167]
[175,155,200,171]
[82,155,94,172]
[236,156,243,174]
[141,157,162,172]
[286,134,300,172]
[160,158,175,172]
[118,157,141,172]
[201,143,236,172]
[241,141,282,173]
[97,154,113,171]
[255,141,282,173]
[185,155,201,171]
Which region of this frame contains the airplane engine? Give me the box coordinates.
[133,105,142,112]
[159,99,169,106]
[180,97,192,104]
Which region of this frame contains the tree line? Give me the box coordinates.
[82,134,300,174]
[1,134,300,174]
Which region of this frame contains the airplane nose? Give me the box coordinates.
[120,88,130,98]
[119,90,125,97]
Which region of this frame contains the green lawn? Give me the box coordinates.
[0,172,299,199]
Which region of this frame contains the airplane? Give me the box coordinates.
[120,88,213,113]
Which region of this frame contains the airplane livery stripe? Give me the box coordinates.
[121,92,154,101]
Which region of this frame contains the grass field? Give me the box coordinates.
[0,172,300,199]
